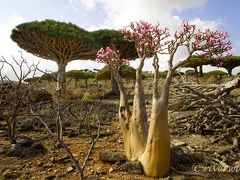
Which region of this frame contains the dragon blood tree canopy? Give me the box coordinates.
[11,19,96,64]
[11,19,97,97]
[92,29,138,95]
[92,29,138,60]
[211,56,240,76]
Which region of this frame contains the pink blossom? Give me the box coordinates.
[209,38,217,44]
[194,41,201,47]
[187,25,193,30]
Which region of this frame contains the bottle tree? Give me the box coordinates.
[11,19,95,97]
[96,20,231,177]
[92,29,138,95]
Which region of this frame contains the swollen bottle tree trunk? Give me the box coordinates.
[113,57,148,161]
[139,55,171,177]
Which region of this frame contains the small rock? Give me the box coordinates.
[43,163,53,168]
[37,161,43,166]
[117,139,123,144]
[47,168,52,172]
[73,153,79,157]
[99,151,127,163]
[95,167,106,175]
[14,135,34,147]
[118,161,142,174]
[50,157,55,162]
[67,166,74,173]
[234,161,240,168]
[3,169,21,179]
[174,142,187,147]
[108,167,114,173]
[44,175,56,180]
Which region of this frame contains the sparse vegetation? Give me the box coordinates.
[0,19,239,180]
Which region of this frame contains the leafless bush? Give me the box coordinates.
[28,70,102,179]
[0,53,40,143]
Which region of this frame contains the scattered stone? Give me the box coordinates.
[118,161,143,174]
[44,175,56,180]
[108,167,114,173]
[234,161,240,168]
[28,88,52,103]
[14,135,35,147]
[3,169,21,179]
[170,146,202,171]
[95,167,106,175]
[43,163,53,168]
[174,142,188,147]
[7,136,46,158]
[67,166,74,173]
[37,161,44,166]
[67,130,79,138]
[99,151,127,163]
[18,118,41,131]
[53,155,71,163]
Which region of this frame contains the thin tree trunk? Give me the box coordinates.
[111,71,119,95]
[194,67,199,84]
[57,63,66,98]
[199,65,203,77]
[227,68,232,76]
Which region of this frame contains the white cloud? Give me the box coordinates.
[80,0,96,10]
[79,0,222,72]
[67,0,82,10]
[0,14,25,56]
[190,18,221,30]
[68,0,96,11]
[88,0,207,28]
[1,1,227,79]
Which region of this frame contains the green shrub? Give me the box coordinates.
[158,70,183,78]
[185,70,196,76]
[204,70,227,77]
[82,91,92,100]
[41,72,57,81]
[159,71,168,78]
[24,76,41,83]
[121,65,136,79]
[96,65,138,80]
[95,66,111,81]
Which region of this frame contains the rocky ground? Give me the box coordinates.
[0,77,239,180]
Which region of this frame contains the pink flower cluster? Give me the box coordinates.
[193,28,232,58]
[96,47,129,70]
[120,21,170,57]
[176,19,196,37]
[95,20,232,69]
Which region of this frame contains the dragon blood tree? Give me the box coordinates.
[11,19,95,97]
[211,55,240,76]
[96,20,232,177]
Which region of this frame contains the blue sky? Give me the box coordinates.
[0,0,239,75]
[175,0,240,55]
